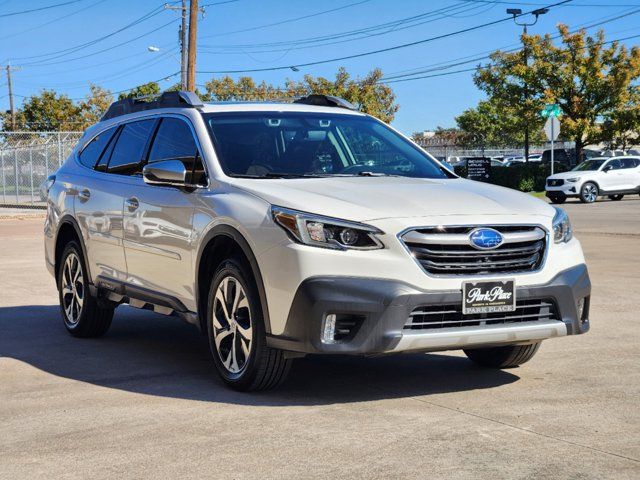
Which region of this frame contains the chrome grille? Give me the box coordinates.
[547,179,564,187]
[401,225,547,275]
[404,299,560,330]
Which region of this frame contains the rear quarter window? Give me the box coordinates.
[78,127,117,168]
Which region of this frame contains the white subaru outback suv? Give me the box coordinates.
[44,92,591,391]
[545,156,640,204]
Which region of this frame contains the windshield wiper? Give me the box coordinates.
[231,172,323,179]
[355,171,408,177]
[262,172,323,179]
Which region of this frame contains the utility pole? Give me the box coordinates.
[181,0,188,90]
[5,65,17,130]
[164,2,188,90]
[187,0,199,92]
[507,7,548,163]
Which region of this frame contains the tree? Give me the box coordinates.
[455,99,545,148]
[412,127,465,146]
[203,67,400,123]
[475,25,640,160]
[118,81,161,100]
[79,84,113,127]
[0,90,83,131]
[600,87,640,150]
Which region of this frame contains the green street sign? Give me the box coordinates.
[541,103,561,118]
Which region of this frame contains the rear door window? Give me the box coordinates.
[620,158,638,169]
[79,127,116,168]
[106,119,156,175]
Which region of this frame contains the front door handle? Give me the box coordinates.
[78,189,91,201]
[125,197,139,212]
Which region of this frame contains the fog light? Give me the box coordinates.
[322,314,337,344]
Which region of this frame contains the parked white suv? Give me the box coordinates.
[545,156,640,203]
[44,92,591,391]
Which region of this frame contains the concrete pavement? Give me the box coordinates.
[0,198,639,479]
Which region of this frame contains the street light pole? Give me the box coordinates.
[507,7,549,163]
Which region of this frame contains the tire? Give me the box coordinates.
[206,257,291,391]
[463,342,541,368]
[57,241,114,338]
[579,182,599,203]
[608,194,624,201]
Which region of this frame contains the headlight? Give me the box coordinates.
[271,206,384,250]
[552,207,573,244]
[566,177,580,183]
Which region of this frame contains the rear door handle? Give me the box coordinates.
[125,197,139,212]
[78,189,91,201]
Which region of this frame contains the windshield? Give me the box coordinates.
[572,159,606,171]
[204,112,449,179]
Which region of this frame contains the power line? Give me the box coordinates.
[201,0,240,6]
[9,4,167,62]
[199,2,494,53]
[0,0,83,18]
[460,0,640,6]
[381,7,640,82]
[0,0,109,41]
[383,31,640,84]
[196,0,574,74]
[20,19,178,67]
[200,0,372,39]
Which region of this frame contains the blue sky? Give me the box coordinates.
[1,0,640,134]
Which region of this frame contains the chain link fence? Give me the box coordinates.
[415,142,575,161]
[0,132,83,208]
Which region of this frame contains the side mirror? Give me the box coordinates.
[143,159,188,187]
[603,165,612,173]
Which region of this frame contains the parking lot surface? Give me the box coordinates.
[1,197,639,479]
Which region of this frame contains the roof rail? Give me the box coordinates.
[100,91,204,121]
[293,94,357,110]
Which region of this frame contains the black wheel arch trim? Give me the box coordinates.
[55,214,92,285]
[581,180,600,191]
[195,224,271,334]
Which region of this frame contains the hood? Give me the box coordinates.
[547,170,596,180]
[232,176,556,222]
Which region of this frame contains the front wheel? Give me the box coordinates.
[58,242,114,337]
[463,342,541,368]
[580,182,599,203]
[207,257,292,391]
[608,194,624,201]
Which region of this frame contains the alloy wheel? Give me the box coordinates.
[583,184,598,203]
[61,252,84,326]
[212,276,253,374]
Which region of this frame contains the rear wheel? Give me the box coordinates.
[207,257,291,391]
[463,342,541,368]
[608,194,624,201]
[580,182,598,203]
[58,242,113,337]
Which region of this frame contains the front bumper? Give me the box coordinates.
[266,264,591,355]
[545,183,580,199]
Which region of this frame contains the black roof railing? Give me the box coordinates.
[100,91,204,121]
[293,94,357,110]
[100,92,357,122]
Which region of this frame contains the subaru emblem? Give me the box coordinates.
[469,228,503,250]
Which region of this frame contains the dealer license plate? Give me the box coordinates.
[462,280,516,314]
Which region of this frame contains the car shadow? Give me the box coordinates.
[0,305,520,405]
